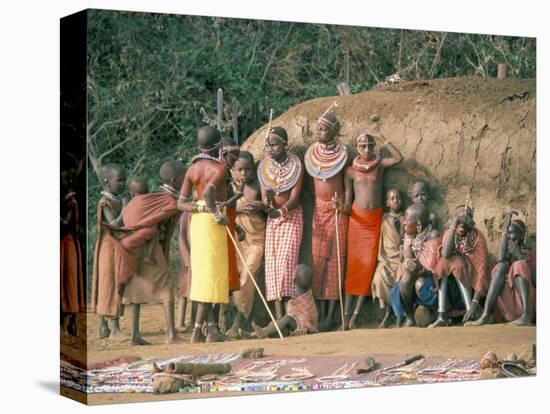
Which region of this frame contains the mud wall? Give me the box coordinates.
[243,77,536,257]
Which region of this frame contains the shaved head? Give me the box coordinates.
[100,163,124,183]
[159,160,185,184]
[405,203,430,227]
[129,177,149,195]
[197,126,221,150]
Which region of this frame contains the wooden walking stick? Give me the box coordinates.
[224,225,284,339]
[334,192,345,331]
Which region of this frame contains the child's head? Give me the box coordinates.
[410,180,431,205]
[507,219,526,244]
[129,177,149,197]
[385,188,403,213]
[403,203,430,236]
[232,151,255,183]
[100,163,125,195]
[355,129,377,160]
[294,264,313,290]
[159,161,186,190]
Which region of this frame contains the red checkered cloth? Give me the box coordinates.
[433,228,489,294]
[396,235,442,282]
[494,250,536,322]
[287,289,319,335]
[265,206,303,301]
[311,197,348,300]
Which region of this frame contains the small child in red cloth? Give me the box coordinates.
[250,264,318,338]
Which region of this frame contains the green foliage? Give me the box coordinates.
[85,10,535,276]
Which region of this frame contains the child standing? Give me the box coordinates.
[90,163,126,339]
[371,188,404,328]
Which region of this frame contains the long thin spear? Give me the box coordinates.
[334,192,345,331]
[225,225,284,339]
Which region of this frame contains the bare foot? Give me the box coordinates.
[226,325,241,339]
[165,331,178,344]
[428,317,449,328]
[465,313,493,327]
[109,327,124,339]
[395,315,403,328]
[205,330,226,343]
[176,324,194,334]
[349,313,359,330]
[318,320,333,332]
[239,329,256,339]
[98,325,111,339]
[251,321,266,339]
[378,311,391,329]
[403,316,416,327]
[130,336,151,346]
[190,328,205,343]
[508,315,532,326]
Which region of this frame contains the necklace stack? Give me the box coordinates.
[454,229,478,255]
[304,141,348,181]
[190,153,222,164]
[258,152,302,195]
[411,224,432,256]
[352,153,381,172]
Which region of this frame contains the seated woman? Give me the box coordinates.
[466,212,535,327]
[429,205,489,327]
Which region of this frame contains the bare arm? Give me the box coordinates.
[379,135,403,168]
[177,171,194,213]
[283,167,304,212]
[343,168,354,213]
[441,218,459,258]
[497,212,514,263]
[102,203,124,227]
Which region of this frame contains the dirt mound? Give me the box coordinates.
[243,77,536,255]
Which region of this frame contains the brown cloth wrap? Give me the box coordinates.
[396,235,442,281]
[371,213,402,308]
[113,192,179,288]
[60,197,85,313]
[311,197,349,300]
[433,228,489,294]
[91,198,123,317]
[287,290,319,335]
[232,200,266,318]
[115,192,179,305]
[345,205,383,296]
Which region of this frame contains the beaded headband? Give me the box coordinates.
[268,129,287,144]
[198,141,221,153]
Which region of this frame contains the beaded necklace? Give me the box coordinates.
[159,183,179,198]
[258,152,302,195]
[304,141,348,181]
[454,229,478,255]
[190,153,223,164]
[352,153,381,172]
[411,224,432,257]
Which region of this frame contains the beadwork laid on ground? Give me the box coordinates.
[61,352,538,395]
